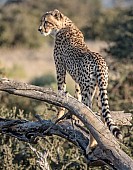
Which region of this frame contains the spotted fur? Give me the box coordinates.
[38,9,122,140]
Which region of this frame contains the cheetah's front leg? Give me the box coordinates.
[74,83,82,102]
[73,83,82,122]
[56,63,67,118]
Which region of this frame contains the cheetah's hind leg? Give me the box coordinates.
[81,84,98,154]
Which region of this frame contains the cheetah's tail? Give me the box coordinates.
[99,88,123,140]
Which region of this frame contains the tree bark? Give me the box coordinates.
[0,78,133,170]
[0,117,113,168]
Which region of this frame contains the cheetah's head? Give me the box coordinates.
[38,9,65,37]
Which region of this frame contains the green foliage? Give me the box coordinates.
[108,67,133,156]
[0,0,102,48]
[102,8,133,59]
[107,60,133,111]
[0,2,44,48]
[82,11,105,40]
[0,0,133,60]
[30,74,56,87]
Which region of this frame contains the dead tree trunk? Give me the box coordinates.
[0,78,133,170]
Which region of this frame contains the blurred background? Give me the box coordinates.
[0,0,133,169]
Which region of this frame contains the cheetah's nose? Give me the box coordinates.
[38,28,42,32]
[38,26,42,32]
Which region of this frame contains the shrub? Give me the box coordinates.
[102,8,133,59]
[30,74,56,87]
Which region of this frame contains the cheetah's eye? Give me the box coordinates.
[45,21,53,26]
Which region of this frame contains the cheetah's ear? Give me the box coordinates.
[53,9,63,20]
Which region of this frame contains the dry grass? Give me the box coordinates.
[0,41,107,83]
[0,44,54,81]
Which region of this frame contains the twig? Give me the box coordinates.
[28,143,50,170]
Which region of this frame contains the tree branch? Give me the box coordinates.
[0,78,133,170]
[0,116,116,168]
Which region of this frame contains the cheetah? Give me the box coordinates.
[38,9,122,141]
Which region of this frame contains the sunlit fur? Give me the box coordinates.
[38,9,122,141]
